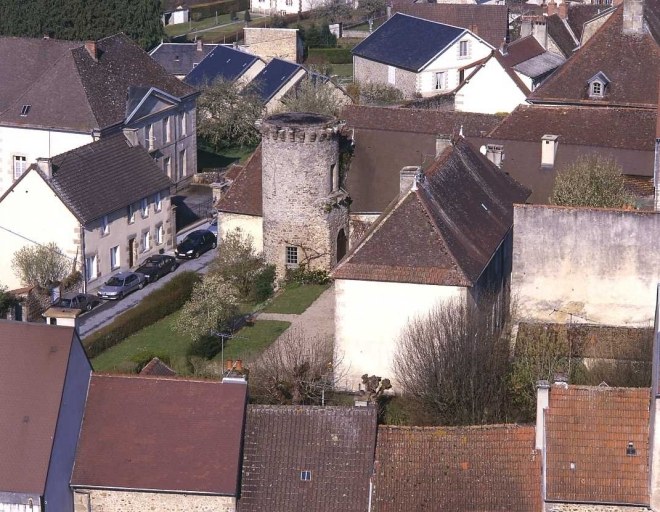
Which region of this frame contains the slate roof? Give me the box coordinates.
[0,34,196,132]
[150,41,217,76]
[139,357,177,376]
[0,321,82,495]
[332,138,530,286]
[249,58,303,103]
[372,424,541,512]
[513,51,565,79]
[545,385,650,505]
[216,145,263,216]
[71,374,247,494]
[392,4,508,47]
[43,133,172,224]
[239,405,378,512]
[185,45,261,87]
[566,4,612,40]
[529,6,660,107]
[341,105,503,213]
[546,14,578,57]
[352,13,471,72]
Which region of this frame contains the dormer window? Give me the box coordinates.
[20,105,31,116]
[587,71,610,99]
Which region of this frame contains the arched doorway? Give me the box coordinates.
[336,229,347,263]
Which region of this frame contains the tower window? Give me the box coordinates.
[286,246,298,266]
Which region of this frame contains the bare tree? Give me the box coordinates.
[248,327,339,404]
[394,298,511,426]
[278,75,346,117]
[12,242,71,288]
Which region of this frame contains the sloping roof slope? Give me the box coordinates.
[250,58,303,102]
[0,34,195,132]
[566,4,611,40]
[0,321,79,495]
[139,357,177,376]
[216,145,263,216]
[239,405,378,512]
[72,374,247,494]
[352,13,467,72]
[332,138,530,286]
[185,45,261,87]
[47,133,172,224]
[372,424,541,512]
[529,7,660,107]
[545,385,650,505]
[150,42,217,76]
[546,14,578,57]
[393,4,508,47]
[513,51,565,79]
[498,35,545,68]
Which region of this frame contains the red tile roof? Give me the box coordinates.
[545,385,650,505]
[0,321,81,495]
[71,374,247,495]
[372,424,541,512]
[216,145,263,216]
[498,35,545,68]
[139,357,176,376]
[239,405,378,512]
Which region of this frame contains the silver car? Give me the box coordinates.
[97,272,146,300]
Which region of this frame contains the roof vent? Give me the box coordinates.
[627,442,637,456]
[20,105,31,117]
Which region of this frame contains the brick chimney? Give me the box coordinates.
[546,0,558,17]
[558,1,568,19]
[85,40,98,61]
[623,0,645,35]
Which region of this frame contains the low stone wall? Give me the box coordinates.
[74,489,236,512]
[546,503,650,512]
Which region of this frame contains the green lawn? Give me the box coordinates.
[212,320,290,363]
[330,63,353,79]
[198,144,257,171]
[262,283,329,314]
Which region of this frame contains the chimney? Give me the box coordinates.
[435,135,451,157]
[225,358,234,371]
[623,0,645,35]
[85,40,98,61]
[485,144,504,168]
[558,1,568,19]
[36,157,52,179]
[535,380,550,451]
[400,166,420,196]
[235,359,243,371]
[499,41,508,55]
[541,134,559,167]
[546,0,558,17]
[196,38,203,51]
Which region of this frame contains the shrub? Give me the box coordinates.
[84,271,201,358]
[187,334,223,359]
[251,264,276,302]
[243,9,251,22]
[285,265,330,285]
[130,351,172,373]
[357,82,404,106]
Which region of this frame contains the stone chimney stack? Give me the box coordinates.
[399,166,420,196]
[558,1,568,19]
[36,157,52,179]
[623,0,645,35]
[435,135,452,157]
[535,380,550,451]
[85,40,98,61]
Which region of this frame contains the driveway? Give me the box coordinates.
[77,220,216,338]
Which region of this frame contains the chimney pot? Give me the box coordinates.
[235,360,243,371]
[36,157,52,179]
[225,358,234,371]
[85,40,98,61]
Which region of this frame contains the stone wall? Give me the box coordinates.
[546,504,650,512]
[513,204,660,327]
[353,56,418,98]
[243,28,300,62]
[74,489,235,512]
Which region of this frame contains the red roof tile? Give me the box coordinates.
[498,36,545,68]
[545,385,651,505]
[72,374,247,495]
[372,424,541,512]
[216,145,263,216]
[139,357,176,376]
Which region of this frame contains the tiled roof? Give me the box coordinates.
[216,145,263,216]
[71,374,247,494]
[150,41,217,76]
[488,104,657,151]
[341,105,503,213]
[352,13,468,72]
[0,321,81,495]
[392,4,508,47]
[498,35,545,68]
[513,51,565,79]
[546,14,578,57]
[249,58,303,102]
[529,7,660,107]
[332,138,530,286]
[239,405,378,512]
[185,45,261,87]
[0,34,196,132]
[566,4,612,40]
[139,357,177,376]
[46,133,172,224]
[372,424,541,512]
[545,385,650,505]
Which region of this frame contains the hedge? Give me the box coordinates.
[84,271,201,359]
[308,47,352,64]
[190,0,249,18]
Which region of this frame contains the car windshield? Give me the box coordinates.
[106,277,124,286]
[142,261,158,268]
[59,298,73,307]
[185,233,203,242]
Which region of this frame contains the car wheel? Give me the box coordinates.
[138,281,145,290]
[118,292,124,300]
[193,251,200,259]
[211,241,217,249]
[85,303,93,312]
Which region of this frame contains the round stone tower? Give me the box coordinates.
[258,112,349,280]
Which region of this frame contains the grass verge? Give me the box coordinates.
[262,283,329,314]
[213,320,290,363]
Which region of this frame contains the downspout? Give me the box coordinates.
[80,223,87,294]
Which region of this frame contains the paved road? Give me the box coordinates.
[77,220,217,339]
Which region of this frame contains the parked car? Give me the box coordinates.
[135,254,178,283]
[175,229,217,259]
[53,292,101,312]
[97,272,146,300]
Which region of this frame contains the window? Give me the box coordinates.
[20,105,31,117]
[110,245,120,269]
[146,123,154,150]
[163,116,171,143]
[13,155,27,180]
[128,204,135,224]
[154,192,162,212]
[141,198,149,218]
[434,71,446,90]
[286,245,298,266]
[459,40,469,58]
[142,230,151,252]
[591,81,602,97]
[156,224,164,245]
[286,0,293,5]
[101,215,109,235]
[179,149,187,179]
[180,112,187,137]
[300,470,312,481]
[164,156,172,179]
[85,255,98,282]
[387,65,396,85]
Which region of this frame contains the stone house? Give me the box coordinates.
[243,28,304,63]
[0,34,198,197]
[150,39,218,79]
[352,13,494,98]
[0,133,173,291]
[331,137,530,390]
[71,374,248,512]
[249,0,341,16]
[0,321,92,512]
